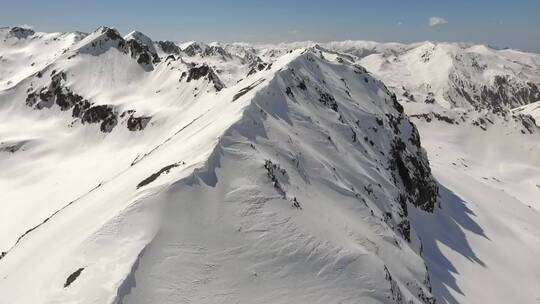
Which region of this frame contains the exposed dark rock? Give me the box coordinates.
[25,71,147,133]
[508,113,538,134]
[184,64,225,91]
[391,93,404,114]
[72,100,92,118]
[410,112,456,125]
[127,39,160,65]
[9,27,35,39]
[182,43,204,56]
[157,40,181,55]
[264,160,288,197]
[64,268,84,288]
[55,88,84,111]
[353,64,368,74]
[247,62,270,76]
[472,117,488,130]
[285,87,294,98]
[203,45,232,59]
[127,115,152,131]
[137,52,151,65]
[397,219,411,242]
[291,197,302,209]
[385,113,404,135]
[81,105,118,132]
[0,141,27,153]
[186,65,211,81]
[137,163,182,189]
[424,92,435,104]
[390,139,439,213]
[319,92,338,112]
[449,72,540,111]
[297,80,307,91]
[232,79,265,101]
[102,27,123,40]
[83,27,159,68]
[403,90,415,102]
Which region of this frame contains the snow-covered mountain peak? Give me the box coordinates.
[181,41,208,56]
[71,26,160,69]
[343,39,540,137]
[4,26,35,39]
[124,30,157,54]
[0,33,444,303]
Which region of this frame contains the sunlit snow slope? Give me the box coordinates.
[1,27,442,304]
[315,40,540,304]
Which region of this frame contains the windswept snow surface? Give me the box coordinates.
[1,27,540,304]
[0,27,438,304]
[409,119,540,304]
[319,40,540,304]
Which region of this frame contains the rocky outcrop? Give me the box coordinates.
[182,42,205,57]
[25,70,151,132]
[8,26,35,39]
[390,136,439,214]
[157,40,181,55]
[180,64,225,91]
[448,72,540,112]
[77,27,159,69]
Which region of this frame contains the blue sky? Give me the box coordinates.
[2,0,539,52]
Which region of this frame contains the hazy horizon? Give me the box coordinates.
[2,0,539,52]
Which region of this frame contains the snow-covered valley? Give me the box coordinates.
[0,26,539,304]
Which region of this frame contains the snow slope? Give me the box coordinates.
[408,117,540,304]
[207,40,540,303]
[310,40,540,303]
[513,100,540,126]
[0,27,440,304]
[0,27,84,91]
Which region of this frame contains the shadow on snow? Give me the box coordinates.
[410,183,488,304]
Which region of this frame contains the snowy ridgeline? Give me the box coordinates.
[0,26,539,304]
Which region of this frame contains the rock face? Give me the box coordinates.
[157,40,181,55]
[333,41,540,134]
[25,70,150,132]
[182,42,205,56]
[448,71,540,112]
[75,27,160,69]
[513,100,540,127]
[180,64,225,91]
[124,31,160,64]
[8,26,35,39]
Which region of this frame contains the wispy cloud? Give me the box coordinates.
[429,17,448,27]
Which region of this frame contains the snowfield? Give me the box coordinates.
[0,26,539,304]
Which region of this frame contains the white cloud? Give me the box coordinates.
[397,21,403,26]
[429,17,448,27]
